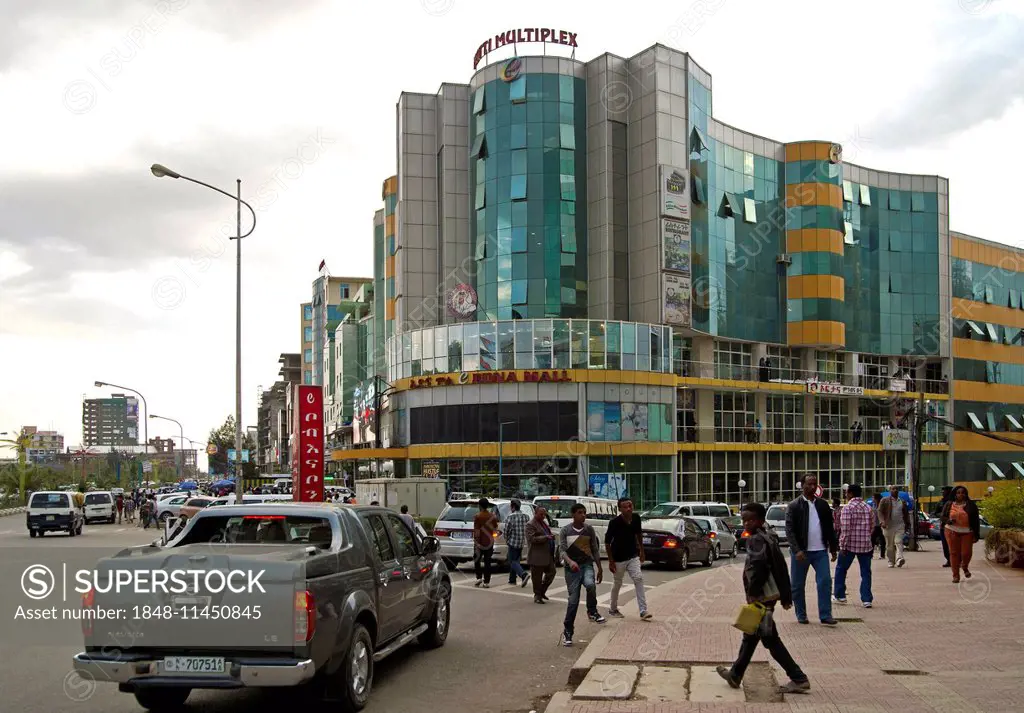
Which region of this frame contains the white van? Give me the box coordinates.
[83,491,116,524]
[532,495,619,553]
[26,491,84,537]
[643,501,733,519]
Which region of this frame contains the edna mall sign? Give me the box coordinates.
[473,28,578,69]
[410,369,572,389]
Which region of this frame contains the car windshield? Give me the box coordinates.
[707,505,731,518]
[177,514,335,547]
[723,515,742,528]
[644,504,680,517]
[84,493,110,504]
[31,493,70,509]
[186,499,212,507]
[532,498,578,519]
[439,503,500,522]
[766,506,786,520]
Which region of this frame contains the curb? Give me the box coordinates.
[543,691,572,713]
[0,507,26,517]
[569,626,615,685]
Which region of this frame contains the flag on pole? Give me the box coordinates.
[318,259,327,273]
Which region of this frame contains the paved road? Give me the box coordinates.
[0,518,714,713]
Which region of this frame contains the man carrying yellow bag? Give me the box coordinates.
[718,502,810,695]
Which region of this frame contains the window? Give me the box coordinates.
[512,280,527,305]
[304,327,313,342]
[304,349,313,363]
[559,124,575,149]
[859,184,871,205]
[1014,463,1024,478]
[985,285,994,304]
[511,124,526,148]
[692,176,706,204]
[475,182,486,209]
[889,274,902,293]
[365,515,395,561]
[386,514,417,558]
[471,134,487,159]
[888,191,902,210]
[844,221,855,245]
[842,180,853,202]
[889,231,901,251]
[304,370,312,384]
[512,227,527,253]
[560,174,575,200]
[509,77,525,103]
[911,192,925,212]
[511,175,527,201]
[986,323,999,342]
[340,283,350,299]
[743,197,757,223]
[965,321,984,337]
[719,193,738,218]
[986,412,997,431]
[1011,290,1020,309]
[472,88,485,115]
[303,305,312,320]
[987,462,1005,479]
[1006,414,1022,431]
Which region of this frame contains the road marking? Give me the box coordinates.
[116,528,127,532]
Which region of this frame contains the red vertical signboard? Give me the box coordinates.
[291,384,324,502]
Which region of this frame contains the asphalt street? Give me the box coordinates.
[0,515,709,713]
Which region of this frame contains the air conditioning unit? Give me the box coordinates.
[776,253,792,265]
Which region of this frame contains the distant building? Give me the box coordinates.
[21,426,64,464]
[257,381,290,473]
[82,394,139,447]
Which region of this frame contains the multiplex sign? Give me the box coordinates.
[473,28,578,69]
[806,382,864,396]
[291,384,325,502]
[410,369,572,389]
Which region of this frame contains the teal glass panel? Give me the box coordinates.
[511,174,527,201]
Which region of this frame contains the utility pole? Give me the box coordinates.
[910,391,926,552]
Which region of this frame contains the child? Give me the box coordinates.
[718,502,810,695]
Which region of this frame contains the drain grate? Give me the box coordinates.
[883,670,928,676]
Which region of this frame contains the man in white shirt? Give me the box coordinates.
[784,475,839,626]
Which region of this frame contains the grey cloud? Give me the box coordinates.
[0,0,328,71]
[868,14,1024,149]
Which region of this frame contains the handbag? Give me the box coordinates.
[733,601,767,635]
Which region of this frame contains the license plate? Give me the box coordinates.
[46,515,55,521]
[642,536,652,545]
[450,531,471,539]
[163,656,225,674]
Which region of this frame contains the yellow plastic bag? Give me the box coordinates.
[733,602,767,635]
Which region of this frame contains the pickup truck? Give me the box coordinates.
[72,502,452,711]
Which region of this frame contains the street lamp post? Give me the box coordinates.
[498,421,516,498]
[94,381,148,454]
[737,479,746,508]
[151,164,255,505]
[149,414,184,481]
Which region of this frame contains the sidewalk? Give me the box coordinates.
[549,546,1024,713]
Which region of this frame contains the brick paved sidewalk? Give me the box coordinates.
[553,546,1024,713]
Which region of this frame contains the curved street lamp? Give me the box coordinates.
[149,414,184,481]
[151,164,256,504]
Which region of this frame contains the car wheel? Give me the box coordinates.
[68,524,76,537]
[419,580,451,649]
[133,687,191,711]
[703,546,715,567]
[28,529,36,538]
[158,512,169,523]
[673,549,688,571]
[730,542,738,558]
[83,518,90,526]
[76,521,83,535]
[337,623,373,711]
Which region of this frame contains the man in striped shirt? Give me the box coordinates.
[832,484,875,608]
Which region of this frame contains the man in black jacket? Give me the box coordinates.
[718,502,810,694]
[785,475,838,625]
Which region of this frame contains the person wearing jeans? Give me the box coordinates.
[833,484,875,608]
[472,498,498,588]
[503,499,530,587]
[604,497,651,620]
[558,503,605,646]
[785,475,838,625]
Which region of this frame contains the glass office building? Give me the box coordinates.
[328,42,1024,508]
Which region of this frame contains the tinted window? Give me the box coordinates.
[185,499,211,507]
[533,498,578,519]
[410,402,578,444]
[386,514,418,558]
[439,503,497,522]
[645,504,680,517]
[85,493,111,505]
[684,520,700,535]
[707,505,731,518]
[31,493,69,509]
[766,506,786,520]
[691,505,710,516]
[367,515,396,561]
[177,515,334,546]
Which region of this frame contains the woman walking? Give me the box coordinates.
[941,486,980,584]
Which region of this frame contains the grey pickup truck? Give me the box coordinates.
[72,502,452,711]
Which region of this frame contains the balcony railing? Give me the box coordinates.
[675,425,950,446]
[672,359,949,394]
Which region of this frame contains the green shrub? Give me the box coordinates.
[979,486,1024,529]
[417,516,437,531]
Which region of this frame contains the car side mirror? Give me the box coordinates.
[421,536,440,554]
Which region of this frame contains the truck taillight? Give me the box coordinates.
[81,587,95,636]
[294,590,315,643]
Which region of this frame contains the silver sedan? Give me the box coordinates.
[689,515,739,559]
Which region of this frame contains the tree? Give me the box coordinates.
[207,415,257,479]
[1,428,34,504]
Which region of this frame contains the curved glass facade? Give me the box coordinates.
[387,319,673,381]
[470,72,587,321]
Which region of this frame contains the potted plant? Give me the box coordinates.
[980,486,1024,567]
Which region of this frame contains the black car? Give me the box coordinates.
[641,516,715,570]
[73,503,452,711]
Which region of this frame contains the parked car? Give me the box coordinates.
[26,490,85,537]
[764,504,788,545]
[532,495,618,549]
[641,516,715,570]
[903,511,936,545]
[83,491,116,524]
[642,501,733,519]
[434,498,540,568]
[73,502,452,711]
[174,496,217,522]
[155,494,193,522]
[688,515,739,559]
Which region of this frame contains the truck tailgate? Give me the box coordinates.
[83,545,307,654]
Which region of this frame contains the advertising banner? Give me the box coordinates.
[662,218,691,274]
[883,428,912,451]
[586,402,605,441]
[291,384,325,502]
[604,402,621,441]
[663,273,691,327]
[660,165,690,219]
[621,403,649,441]
[588,473,628,500]
[807,382,864,396]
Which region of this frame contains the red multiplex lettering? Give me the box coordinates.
[473,29,578,68]
[292,384,324,502]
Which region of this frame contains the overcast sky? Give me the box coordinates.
[1,0,1021,470]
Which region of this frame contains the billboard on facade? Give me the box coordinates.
[588,473,628,500]
[126,399,139,419]
[352,381,377,446]
[663,273,691,327]
[660,165,690,219]
[586,402,604,441]
[621,403,649,441]
[604,402,621,441]
[291,384,325,502]
[662,218,691,274]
